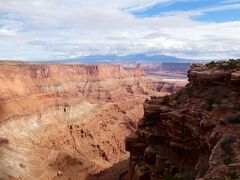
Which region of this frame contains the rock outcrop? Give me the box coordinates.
[126,59,240,180]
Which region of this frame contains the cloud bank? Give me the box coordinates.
[0,0,240,61]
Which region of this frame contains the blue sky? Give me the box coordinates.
[133,0,240,22]
[134,0,222,17]
[0,0,240,61]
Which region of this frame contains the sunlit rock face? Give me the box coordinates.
[126,60,240,180]
[0,61,182,179]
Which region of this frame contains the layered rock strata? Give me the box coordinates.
[0,62,175,122]
[0,62,181,179]
[126,60,240,180]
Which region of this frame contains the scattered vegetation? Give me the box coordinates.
[165,176,184,180]
[225,171,238,179]
[223,94,229,99]
[173,93,181,104]
[165,176,194,180]
[198,164,209,177]
[186,85,193,97]
[221,135,235,154]
[206,97,215,111]
[236,105,240,112]
[162,95,170,105]
[221,135,236,165]
[223,156,232,165]
[226,59,238,69]
[221,59,238,70]
[206,61,215,69]
[223,114,240,124]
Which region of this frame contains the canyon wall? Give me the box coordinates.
[0,62,180,179]
[126,60,240,180]
[0,62,158,121]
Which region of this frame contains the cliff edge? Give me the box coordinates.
[126,59,240,180]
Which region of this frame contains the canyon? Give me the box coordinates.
[126,60,240,179]
[0,61,183,179]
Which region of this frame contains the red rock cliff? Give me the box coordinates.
[126,59,240,180]
[0,62,176,179]
[0,62,180,123]
[0,61,179,179]
[0,62,144,98]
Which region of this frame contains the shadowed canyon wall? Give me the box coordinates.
[126,60,240,180]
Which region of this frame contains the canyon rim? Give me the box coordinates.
[0,62,185,179]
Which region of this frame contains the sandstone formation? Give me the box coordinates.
[126,59,240,180]
[0,61,181,179]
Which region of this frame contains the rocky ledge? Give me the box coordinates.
[126,59,240,180]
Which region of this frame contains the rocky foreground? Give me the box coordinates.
[126,60,240,180]
[0,62,183,179]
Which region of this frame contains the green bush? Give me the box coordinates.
[163,95,170,105]
[237,106,240,112]
[173,93,181,104]
[206,98,215,111]
[221,59,238,70]
[206,61,215,69]
[165,176,194,180]
[223,114,240,124]
[227,59,237,69]
[165,176,184,180]
[221,135,236,165]
[221,135,235,154]
[223,94,229,99]
[198,164,209,177]
[224,156,232,165]
[186,86,193,97]
[225,172,238,179]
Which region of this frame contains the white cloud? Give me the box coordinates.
[221,0,240,3]
[0,0,239,60]
[0,28,16,36]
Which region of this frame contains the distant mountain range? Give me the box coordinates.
[50,54,207,64]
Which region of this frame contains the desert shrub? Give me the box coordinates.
[223,114,240,124]
[227,59,237,69]
[237,106,240,112]
[173,93,181,104]
[222,92,230,99]
[221,135,235,154]
[165,176,194,180]
[163,95,170,105]
[186,86,193,97]
[165,176,184,180]
[221,59,238,70]
[221,134,236,164]
[173,94,180,101]
[198,164,209,177]
[224,156,232,165]
[206,98,215,111]
[206,61,215,69]
[225,172,238,179]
